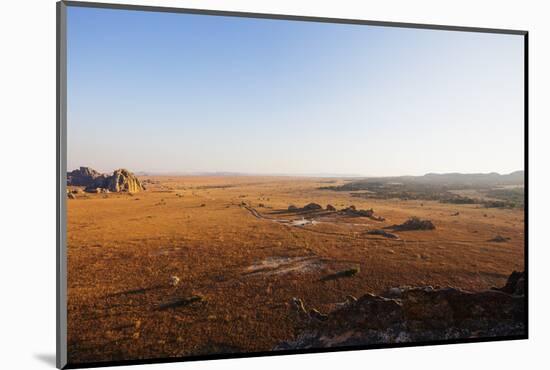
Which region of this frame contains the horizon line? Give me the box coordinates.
[67,166,524,179]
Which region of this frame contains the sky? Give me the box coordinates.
[67,6,525,176]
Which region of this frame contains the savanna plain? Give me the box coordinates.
[67,174,525,363]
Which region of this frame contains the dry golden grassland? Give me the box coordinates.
[67,176,524,363]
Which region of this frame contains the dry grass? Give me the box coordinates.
[67,176,524,364]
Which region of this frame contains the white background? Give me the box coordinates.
[0,0,547,369]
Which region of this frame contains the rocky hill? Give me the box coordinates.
[67,167,105,187]
[275,271,525,350]
[101,169,144,193]
[67,167,144,193]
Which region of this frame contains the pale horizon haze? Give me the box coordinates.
[67,7,525,177]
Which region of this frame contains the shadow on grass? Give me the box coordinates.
[320,267,360,282]
[105,284,165,298]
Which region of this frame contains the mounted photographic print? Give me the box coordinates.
[56,1,528,368]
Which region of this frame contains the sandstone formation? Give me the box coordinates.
[67,167,104,186]
[275,271,525,350]
[67,167,144,193]
[102,169,144,193]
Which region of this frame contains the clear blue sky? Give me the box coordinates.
[67,6,524,176]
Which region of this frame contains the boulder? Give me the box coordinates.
[309,309,328,321]
[303,203,323,211]
[342,206,354,213]
[354,208,374,217]
[326,204,336,211]
[493,271,525,296]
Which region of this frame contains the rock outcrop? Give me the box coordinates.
[102,169,144,193]
[391,216,435,231]
[493,271,525,296]
[303,203,323,211]
[341,206,385,221]
[344,207,374,217]
[67,167,144,193]
[275,271,525,350]
[67,167,105,186]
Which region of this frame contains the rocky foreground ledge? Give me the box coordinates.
[275,271,525,350]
